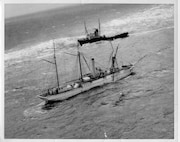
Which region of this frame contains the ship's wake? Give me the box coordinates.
[23,102,49,119]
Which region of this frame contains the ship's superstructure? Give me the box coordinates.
[38,41,133,103]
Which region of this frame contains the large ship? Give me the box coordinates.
[77,19,129,46]
[37,41,133,103]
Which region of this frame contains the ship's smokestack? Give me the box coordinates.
[91,58,96,77]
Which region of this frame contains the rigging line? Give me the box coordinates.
[38,58,56,91]
[24,60,51,76]
[64,52,77,57]
[70,54,80,80]
[41,59,55,64]
[70,56,80,81]
[114,44,119,58]
[62,54,67,83]
[93,60,109,70]
[81,53,91,72]
[109,41,114,52]
[81,52,108,70]
[115,60,119,67]
[83,53,108,69]
[108,41,116,65]
[25,66,39,75]
[108,52,113,67]
[44,60,54,89]
[133,53,151,67]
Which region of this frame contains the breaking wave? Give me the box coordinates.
[102,4,174,35]
[5,4,174,66]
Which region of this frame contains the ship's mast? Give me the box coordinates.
[77,49,83,81]
[53,40,60,88]
[111,44,119,70]
[84,21,88,35]
[98,18,101,36]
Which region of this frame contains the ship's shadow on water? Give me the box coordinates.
[41,102,60,110]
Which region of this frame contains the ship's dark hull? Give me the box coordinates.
[78,32,129,46]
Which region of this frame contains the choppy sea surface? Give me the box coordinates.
[5,4,173,60]
[5,4,174,138]
[5,4,151,50]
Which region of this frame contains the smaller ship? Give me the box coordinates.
[77,19,129,46]
[37,41,133,103]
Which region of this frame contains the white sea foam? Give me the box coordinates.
[5,5,174,66]
[102,5,174,35]
[5,36,82,65]
[23,102,48,119]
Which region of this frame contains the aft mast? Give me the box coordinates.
[77,46,83,81]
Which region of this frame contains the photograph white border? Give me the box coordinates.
[0,0,178,142]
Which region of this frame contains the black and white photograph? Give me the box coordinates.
[2,1,177,140]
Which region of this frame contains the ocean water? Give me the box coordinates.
[5,4,174,138]
[5,4,174,90]
[5,4,173,60]
[5,4,154,51]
